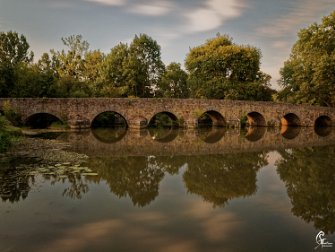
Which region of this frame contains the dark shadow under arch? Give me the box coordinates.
[149,111,179,128]
[25,113,63,129]
[315,115,332,128]
[198,110,226,128]
[244,127,266,142]
[148,128,179,143]
[281,113,301,127]
[92,128,127,143]
[91,111,128,128]
[281,125,301,140]
[197,128,226,143]
[246,112,266,127]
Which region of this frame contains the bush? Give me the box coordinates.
[0,131,11,152]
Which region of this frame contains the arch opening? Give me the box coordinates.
[197,110,226,128]
[25,113,63,129]
[245,112,266,127]
[149,112,179,128]
[281,113,301,127]
[91,111,128,129]
[315,116,332,128]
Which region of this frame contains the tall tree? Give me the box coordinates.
[127,34,165,97]
[159,62,189,98]
[278,11,335,107]
[185,34,273,100]
[0,31,33,97]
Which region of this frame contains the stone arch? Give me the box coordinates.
[25,113,63,129]
[281,113,301,126]
[91,111,128,128]
[197,110,226,127]
[246,112,266,127]
[315,115,332,127]
[148,111,179,128]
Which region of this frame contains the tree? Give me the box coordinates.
[185,34,273,100]
[278,11,335,107]
[126,34,165,97]
[0,31,33,97]
[101,43,130,97]
[159,62,189,98]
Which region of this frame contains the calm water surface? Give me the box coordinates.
[0,127,335,252]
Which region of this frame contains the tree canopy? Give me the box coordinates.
[278,11,335,107]
[185,34,274,100]
[0,31,276,101]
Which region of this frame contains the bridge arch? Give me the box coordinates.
[149,111,179,128]
[197,110,225,127]
[25,113,64,129]
[315,115,332,127]
[281,113,301,126]
[246,112,266,127]
[91,111,128,128]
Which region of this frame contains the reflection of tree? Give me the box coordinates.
[87,156,165,207]
[0,158,34,203]
[277,146,335,234]
[183,152,268,207]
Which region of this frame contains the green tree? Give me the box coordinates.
[101,43,130,97]
[159,62,189,98]
[0,31,33,97]
[126,34,165,97]
[185,34,273,100]
[278,11,335,107]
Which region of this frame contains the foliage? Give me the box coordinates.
[278,11,335,107]
[277,146,335,233]
[158,62,189,98]
[185,34,274,100]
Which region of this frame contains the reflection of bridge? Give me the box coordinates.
[0,98,334,129]
[60,128,335,156]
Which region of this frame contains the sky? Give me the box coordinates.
[0,0,335,88]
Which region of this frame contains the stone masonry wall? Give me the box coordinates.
[0,98,334,129]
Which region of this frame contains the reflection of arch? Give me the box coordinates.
[91,111,128,128]
[197,128,225,143]
[148,128,179,143]
[92,128,127,143]
[244,127,266,142]
[315,115,332,127]
[198,110,226,127]
[149,111,179,128]
[281,113,301,126]
[315,127,332,137]
[25,113,63,129]
[247,112,266,126]
[281,125,301,139]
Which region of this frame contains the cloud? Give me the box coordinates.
[184,0,246,33]
[128,1,174,17]
[85,0,126,7]
[257,0,335,38]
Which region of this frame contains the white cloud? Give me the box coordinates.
[257,0,335,38]
[128,1,174,17]
[85,0,126,7]
[184,0,246,33]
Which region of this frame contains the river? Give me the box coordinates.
[0,127,334,252]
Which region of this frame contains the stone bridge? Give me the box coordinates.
[0,98,334,129]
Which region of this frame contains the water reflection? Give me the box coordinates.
[183,152,268,207]
[280,125,301,139]
[277,146,335,234]
[197,128,226,143]
[242,126,266,142]
[92,128,127,143]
